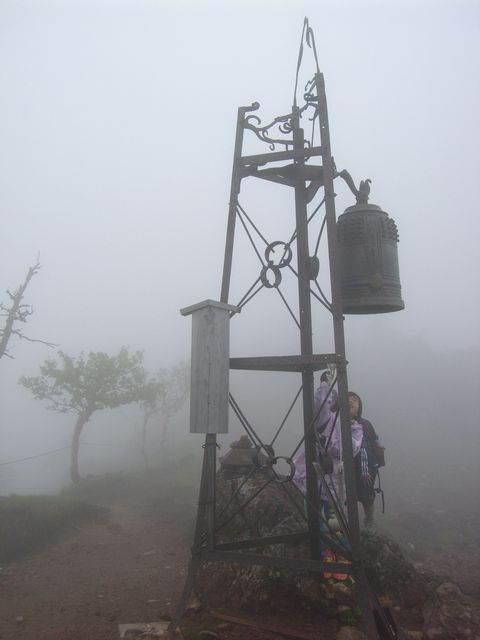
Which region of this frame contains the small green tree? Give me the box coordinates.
[157,363,189,457]
[137,378,165,469]
[20,348,147,483]
[137,363,189,467]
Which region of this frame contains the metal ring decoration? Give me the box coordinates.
[260,265,282,289]
[264,241,292,269]
[268,456,296,484]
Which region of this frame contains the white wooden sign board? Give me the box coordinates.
[180,299,238,434]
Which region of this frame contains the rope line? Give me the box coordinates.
[0,446,71,466]
[0,441,118,466]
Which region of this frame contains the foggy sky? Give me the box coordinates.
[1,0,479,494]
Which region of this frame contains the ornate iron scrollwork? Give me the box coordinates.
[260,265,282,288]
[259,241,293,288]
[264,241,292,269]
[267,456,296,483]
[302,77,320,121]
[244,112,296,150]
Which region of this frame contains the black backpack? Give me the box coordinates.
[359,418,386,468]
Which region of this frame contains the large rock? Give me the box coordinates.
[197,467,331,612]
[361,530,429,609]
[423,581,480,639]
[196,466,428,624]
[194,461,479,640]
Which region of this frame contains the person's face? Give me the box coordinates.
[348,395,360,419]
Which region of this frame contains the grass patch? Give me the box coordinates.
[63,461,201,505]
[0,494,104,563]
[62,472,142,502]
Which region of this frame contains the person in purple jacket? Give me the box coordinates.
[293,374,381,532]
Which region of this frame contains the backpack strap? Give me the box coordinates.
[359,418,378,441]
[374,470,385,514]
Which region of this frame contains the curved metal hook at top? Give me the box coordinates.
[294,17,321,108]
[240,102,260,115]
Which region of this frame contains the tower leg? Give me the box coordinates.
[168,435,217,634]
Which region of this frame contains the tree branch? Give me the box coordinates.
[11,330,58,348]
[0,258,56,359]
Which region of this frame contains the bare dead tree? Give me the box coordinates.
[0,259,56,360]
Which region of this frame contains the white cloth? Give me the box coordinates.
[293,381,363,501]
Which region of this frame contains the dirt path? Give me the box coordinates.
[0,485,194,640]
[2,475,476,640]
[0,478,345,640]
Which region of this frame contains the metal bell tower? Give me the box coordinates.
[171,19,405,640]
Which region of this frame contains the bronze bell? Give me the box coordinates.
[337,200,404,314]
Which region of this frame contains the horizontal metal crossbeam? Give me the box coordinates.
[201,549,352,574]
[229,354,343,372]
[238,145,323,167]
[215,531,309,551]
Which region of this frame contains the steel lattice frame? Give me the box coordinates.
[170,20,405,640]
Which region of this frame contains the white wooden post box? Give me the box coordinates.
[180,299,239,434]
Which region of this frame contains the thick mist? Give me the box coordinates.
[0,0,479,526]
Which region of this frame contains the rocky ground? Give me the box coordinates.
[0,471,479,640]
[0,475,193,640]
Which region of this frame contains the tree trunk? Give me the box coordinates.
[70,412,90,483]
[160,415,170,464]
[141,413,149,470]
[0,260,44,360]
